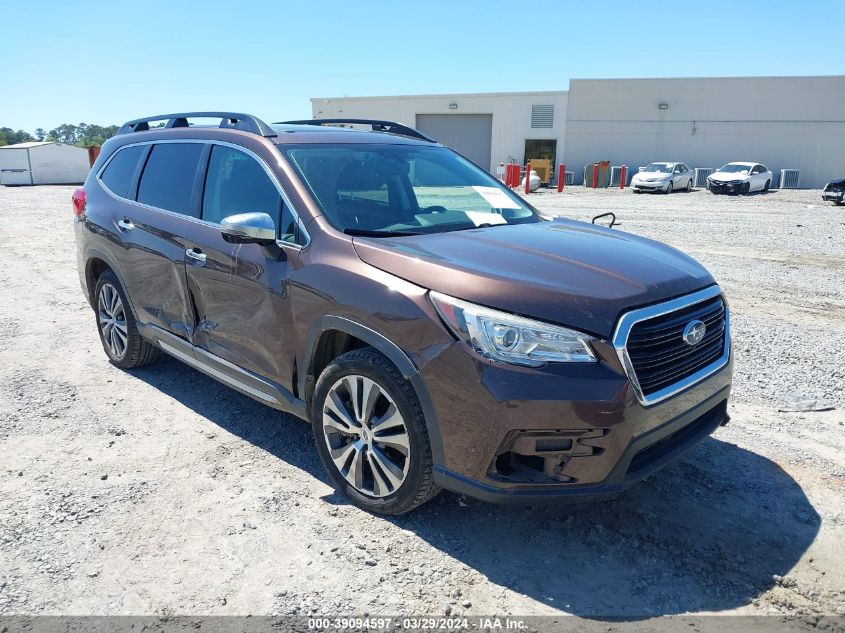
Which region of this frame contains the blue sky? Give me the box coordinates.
[3,0,843,132]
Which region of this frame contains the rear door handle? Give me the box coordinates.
[117,218,134,231]
[186,248,207,265]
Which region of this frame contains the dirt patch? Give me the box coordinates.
[0,185,843,618]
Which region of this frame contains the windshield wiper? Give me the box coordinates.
[343,228,424,237]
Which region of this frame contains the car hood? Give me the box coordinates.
[709,171,750,182]
[352,219,715,337]
[632,172,670,181]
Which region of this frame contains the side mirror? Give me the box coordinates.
[220,212,276,244]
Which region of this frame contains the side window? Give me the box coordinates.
[673,165,682,173]
[202,145,301,245]
[137,143,203,216]
[100,145,145,199]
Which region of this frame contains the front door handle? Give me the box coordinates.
[186,248,207,265]
[117,218,134,231]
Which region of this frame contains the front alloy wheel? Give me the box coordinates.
[312,348,439,514]
[322,375,411,497]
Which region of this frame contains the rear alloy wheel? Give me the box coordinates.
[98,283,128,360]
[687,179,694,192]
[312,348,439,514]
[94,271,159,368]
[764,179,771,192]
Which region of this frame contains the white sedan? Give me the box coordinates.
[631,162,694,194]
[707,162,773,195]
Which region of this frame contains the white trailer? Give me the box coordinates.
[0,141,90,186]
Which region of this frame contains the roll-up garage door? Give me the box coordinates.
[415,114,493,172]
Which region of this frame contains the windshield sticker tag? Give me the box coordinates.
[472,186,522,209]
[465,211,508,227]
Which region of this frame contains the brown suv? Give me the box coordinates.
[73,112,732,514]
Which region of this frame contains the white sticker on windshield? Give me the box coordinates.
[465,211,508,227]
[472,186,522,209]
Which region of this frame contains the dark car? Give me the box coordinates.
[73,112,732,514]
[822,178,845,205]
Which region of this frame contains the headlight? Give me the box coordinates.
[430,292,598,366]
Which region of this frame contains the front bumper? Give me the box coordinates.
[422,338,732,503]
[822,191,844,203]
[708,180,744,194]
[632,181,668,192]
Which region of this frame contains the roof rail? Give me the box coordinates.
[117,112,276,137]
[279,119,436,143]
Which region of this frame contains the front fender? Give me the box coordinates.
[300,315,448,468]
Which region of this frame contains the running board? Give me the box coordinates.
[138,324,307,420]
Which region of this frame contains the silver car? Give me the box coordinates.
[631,162,694,194]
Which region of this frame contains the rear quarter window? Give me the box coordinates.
[137,143,203,216]
[100,145,145,199]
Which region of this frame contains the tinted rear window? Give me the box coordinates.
[100,145,145,198]
[137,143,203,216]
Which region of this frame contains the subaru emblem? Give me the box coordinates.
[682,319,706,346]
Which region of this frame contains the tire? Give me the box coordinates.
[742,182,751,195]
[311,348,440,515]
[633,189,642,194]
[665,182,673,194]
[687,179,694,192]
[764,179,771,192]
[94,270,160,369]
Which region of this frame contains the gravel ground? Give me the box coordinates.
[0,185,843,620]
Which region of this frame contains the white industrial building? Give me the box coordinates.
[312,75,845,188]
[312,91,568,174]
[0,141,91,186]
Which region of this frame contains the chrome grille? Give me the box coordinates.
[613,286,730,406]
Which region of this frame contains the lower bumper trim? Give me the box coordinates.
[433,387,730,504]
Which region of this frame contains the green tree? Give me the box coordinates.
[0,127,34,146]
[3,122,118,146]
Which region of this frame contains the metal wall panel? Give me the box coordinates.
[695,168,715,188]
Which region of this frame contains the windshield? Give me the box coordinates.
[280,144,538,235]
[643,163,673,173]
[718,164,751,174]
